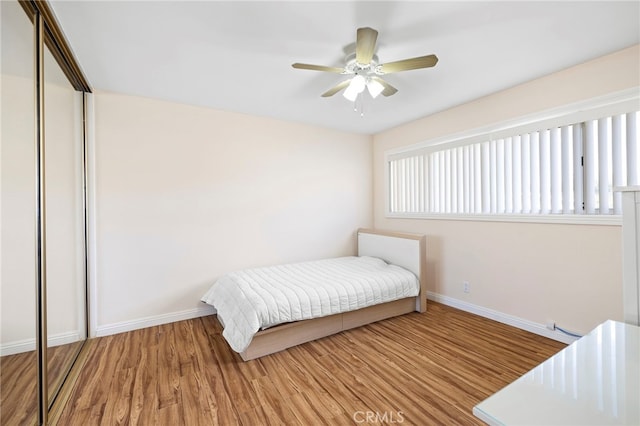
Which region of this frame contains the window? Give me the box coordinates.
[386,99,639,222]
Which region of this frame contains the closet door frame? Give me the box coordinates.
[18,1,92,424]
[34,11,47,424]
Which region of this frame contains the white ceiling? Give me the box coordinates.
[49,1,640,135]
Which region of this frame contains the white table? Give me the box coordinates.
[473,320,640,425]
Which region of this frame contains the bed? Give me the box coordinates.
[201,228,426,361]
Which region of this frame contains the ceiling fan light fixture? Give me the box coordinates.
[342,85,359,102]
[366,79,385,98]
[292,26,438,105]
[343,75,366,101]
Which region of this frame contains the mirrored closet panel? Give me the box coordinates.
[1,0,38,423]
[44,39,87,407]
[1,0,91,423]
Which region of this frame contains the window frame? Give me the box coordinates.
[384,88,640,226]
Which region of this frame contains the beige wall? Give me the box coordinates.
[86,44,639,337]
[373,45,640,335]
[92,92,373,333]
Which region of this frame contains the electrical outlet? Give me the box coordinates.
[463,281,470,293]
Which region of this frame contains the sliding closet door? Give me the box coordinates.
[43,37,87,407]
[0,0,38,423]
[1,1,91,422]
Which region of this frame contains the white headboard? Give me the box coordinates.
[356,228,427,312]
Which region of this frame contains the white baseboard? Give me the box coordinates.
[28,298,574,346]
[4,296,574,356]
[427,292,578,345]
[94,304,215,338]
[1,331,81,357]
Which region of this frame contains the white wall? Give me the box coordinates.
[92,92,372,335]
[91,45,638,339]
[373,45,640,336]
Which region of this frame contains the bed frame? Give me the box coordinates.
[237,228,427,361]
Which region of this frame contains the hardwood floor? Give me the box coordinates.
[1,340,84,425]
[0,350,37,425]
[56,303,566,425]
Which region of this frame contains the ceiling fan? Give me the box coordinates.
[292,27,438,102]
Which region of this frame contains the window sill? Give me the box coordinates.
[385,212,622,226]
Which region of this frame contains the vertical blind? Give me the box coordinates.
[388,111,639,216]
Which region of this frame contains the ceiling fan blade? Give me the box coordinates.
[292,63,345,73]
[371,77,398,97]
[379,54,439,74]
[356,27,378,64]
[321,80,352,97]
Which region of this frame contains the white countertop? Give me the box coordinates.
[473,320,640,425]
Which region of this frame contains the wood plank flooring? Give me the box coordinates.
[1,340,84,426]
[56,303,566,425]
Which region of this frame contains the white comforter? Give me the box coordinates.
[201,256,419,353]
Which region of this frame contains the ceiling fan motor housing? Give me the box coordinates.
[344,53,383,76]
